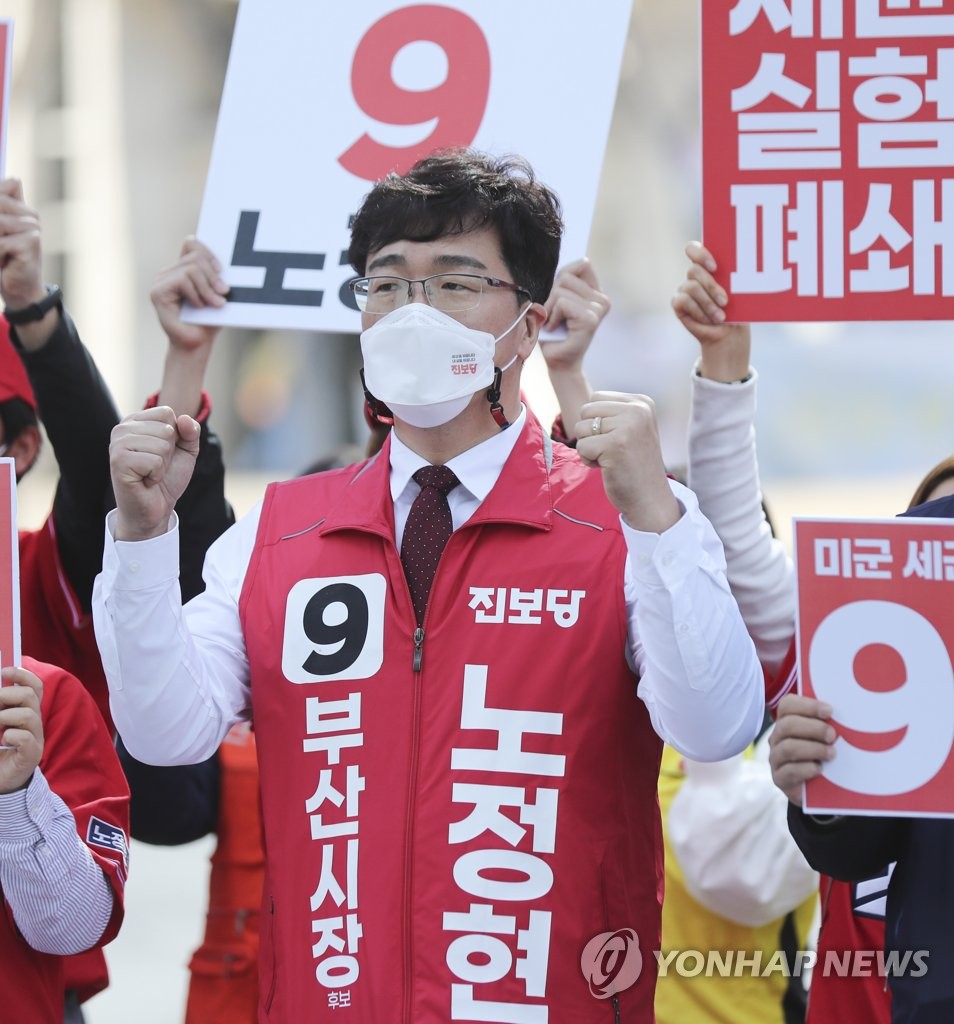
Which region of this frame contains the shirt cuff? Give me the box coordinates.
[691,357,757,389]
[143,389,212,424]
[0,769,53,846]
[105,509,181,590]
[620,498,703,589]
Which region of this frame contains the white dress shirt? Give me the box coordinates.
[94,408,763,766]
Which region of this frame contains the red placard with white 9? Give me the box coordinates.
[795,516,954,816]
[185,0,631,334]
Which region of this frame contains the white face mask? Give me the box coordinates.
[360,302,527,428]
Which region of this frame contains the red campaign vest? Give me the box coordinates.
[0,657,129,1023]
[239,416,664,1023]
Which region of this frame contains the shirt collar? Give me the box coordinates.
[389,405,528,504]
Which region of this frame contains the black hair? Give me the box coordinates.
[0,397,39,479]
[0,397,37,446]
[348,148,564,306]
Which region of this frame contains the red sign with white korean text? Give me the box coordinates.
[0,459,19,676]
[795,516,954,816]
[702,0,954,321]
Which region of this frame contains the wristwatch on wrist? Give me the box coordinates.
[4,284,64,326]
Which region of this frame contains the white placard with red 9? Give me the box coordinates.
[183,0,632,334]
[795,516,954,817]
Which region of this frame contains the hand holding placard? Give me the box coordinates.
[0,666,43,784]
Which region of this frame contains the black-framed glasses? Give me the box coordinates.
[350,273,530,315]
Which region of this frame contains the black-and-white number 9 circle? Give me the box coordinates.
[809,599,954,796]
[283,575,385,683]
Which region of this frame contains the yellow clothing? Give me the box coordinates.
[656,745,817,1024]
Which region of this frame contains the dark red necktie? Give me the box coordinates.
[401,465,460,625]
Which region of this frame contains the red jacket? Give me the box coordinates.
[19,516,116,1001]
[808,872,891,1024]
[19,519,110,731]
[0,656,129,1024]
[239,418,664,1022]
[186,723,264,1024]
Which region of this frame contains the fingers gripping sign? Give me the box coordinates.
[574,391,681,535]
[768,693,837,806]
[671,241,728,339]
[111,407,201,542]
[0,177,46,312]
[541,257,611,364]
[671,241,753,384]
[152,236,229,351]
[0,667,44,792]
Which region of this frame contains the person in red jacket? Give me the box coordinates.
[0,177,126,1020]
[0,178,120,733]
[0,659,129,1024]
[0,180,231,1020]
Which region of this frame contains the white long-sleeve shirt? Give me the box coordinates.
[688,365,795,677]
[679,365,815,920]
[94,408,763,766]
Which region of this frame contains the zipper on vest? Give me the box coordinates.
[412,626,425,672]
[263,896,277,1013]
[403,658,424,1021]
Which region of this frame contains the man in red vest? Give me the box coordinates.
[95,149,764,1022]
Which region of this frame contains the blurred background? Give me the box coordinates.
[5,1,951,1020]
[12,0,953,538]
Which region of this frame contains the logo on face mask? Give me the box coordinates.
[360,303,527,429]
[450,352,480,377]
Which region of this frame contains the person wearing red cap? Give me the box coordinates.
[0,186,230,1021]
[0,177,131,1023]
[0,186,120,735]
